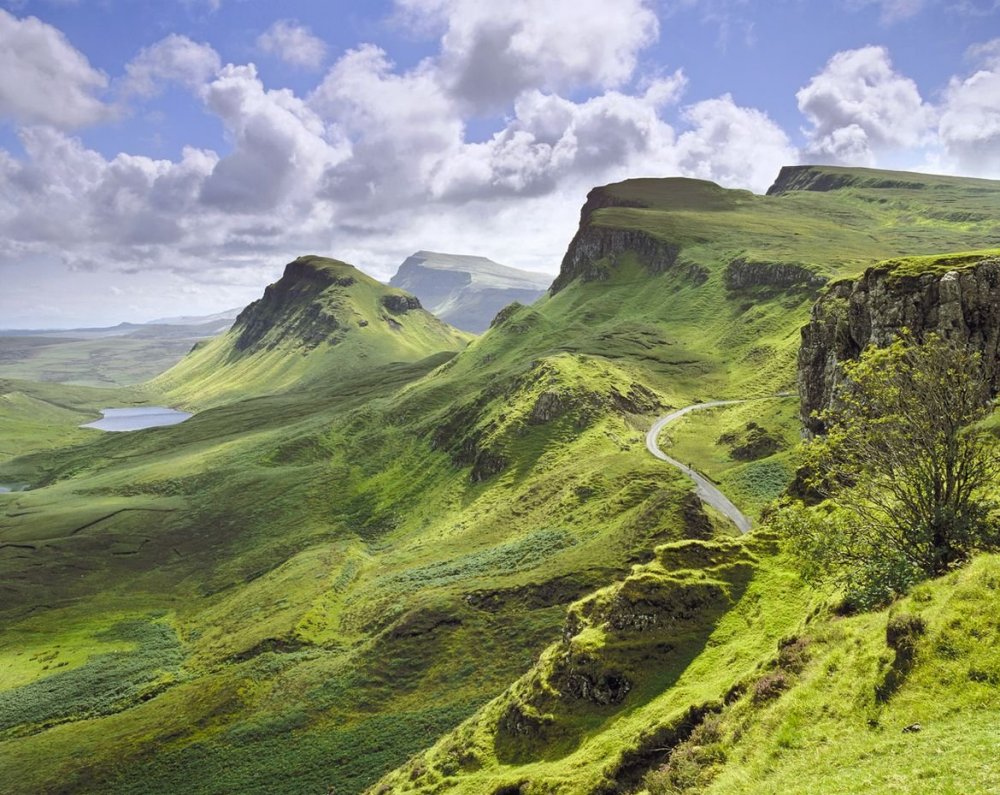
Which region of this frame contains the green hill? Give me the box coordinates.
[154,255,472,407]
[0,167,999,795]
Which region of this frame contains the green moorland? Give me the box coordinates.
[0,166,999,794]
[0,324,228,388]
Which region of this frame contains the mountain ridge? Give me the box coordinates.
[153,254,470,407]
[390,251,551,333]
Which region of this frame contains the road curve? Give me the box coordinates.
[646,400,754,533]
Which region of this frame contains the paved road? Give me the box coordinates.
[645,399,755,533]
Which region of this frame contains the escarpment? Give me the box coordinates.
[724,258,826,292]
[232,257,353,352]
[550,225,680,293]
[549,184,682,293]
[798,256,1000,433]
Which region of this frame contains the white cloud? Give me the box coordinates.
[0,9,111,127]
[936,38,1000,176]
[311,44,463,212]
[121,34,221,97]
[1,125,216,249]
[676,95,798,192]
[847,0,926,24]
[797,46,933,165]
[200,63,350,212]
[395,0,659,111]
[256,20,328,71]
[428,74,687,201]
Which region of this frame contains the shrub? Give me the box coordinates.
[781,334,1000,609]
[752,671,790,704]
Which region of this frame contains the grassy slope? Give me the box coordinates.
[370,534,814,795]
[153,255,472,408]
[694,554,1000,795]
[656,398,801,520]
[0,379,151,464]
[1,167,999,794]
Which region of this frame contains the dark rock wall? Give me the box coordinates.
[550,225,679,293]
[797,257,1000,433]
[232,260,345,353]
[724,258,826,291]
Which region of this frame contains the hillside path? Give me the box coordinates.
[645,400,756,533]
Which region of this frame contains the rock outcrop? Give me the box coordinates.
[550,226,680,293]
[724,258,825,292]
[798,256,1000,433]
[766,164,935,196]
[549,179,737,294]
[380,294,422,313]
[232,257,351,353]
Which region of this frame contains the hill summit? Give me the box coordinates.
[154,255,470,406]
[389,251,551,333]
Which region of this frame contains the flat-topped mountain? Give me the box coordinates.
[154,255,470,406]
[389,250,551,333]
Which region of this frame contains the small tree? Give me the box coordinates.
[781,332,999,608]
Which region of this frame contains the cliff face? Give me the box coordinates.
[550,226,680,293]
[798,256,1000,433]
[232,258,354,353]
[766,164,936,196]
[549,186,680,294]
[724,258,826,292]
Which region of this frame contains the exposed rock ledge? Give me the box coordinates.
[550,226,679,293]
[724,257,826,292]
[798,257,1000,434]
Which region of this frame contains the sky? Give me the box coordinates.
[0,0,998,327]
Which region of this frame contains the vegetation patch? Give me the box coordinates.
[0,618,183,737]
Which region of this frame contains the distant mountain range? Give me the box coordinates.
[0,309,240,339]
[0,309,240,386]
[389,250,551,332]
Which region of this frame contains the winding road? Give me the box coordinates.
[645,400,758,533]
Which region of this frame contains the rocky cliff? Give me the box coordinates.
[232,257,355,353]
[549,186,681,294]
[798,255,1000,433]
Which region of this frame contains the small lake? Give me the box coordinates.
[0,483,29,493]
[81,407,193,432]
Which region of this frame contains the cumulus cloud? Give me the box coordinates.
[0,125,216,249]
[200,64,349,212]
[0,9,111,127]
[797,46,933,165]
[936,38,1000,176]
[121,34,221,97]
[311,44,462,211]
[427,74,687,202]
[396,0,659,111]
[676,95,797,192]
[256,20,328,71]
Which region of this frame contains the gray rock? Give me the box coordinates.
[797,257,1000,434]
